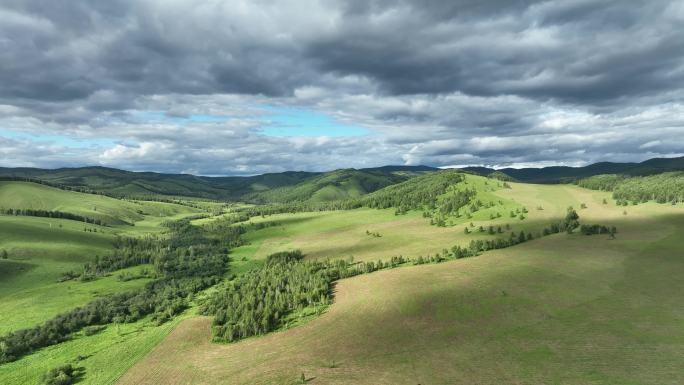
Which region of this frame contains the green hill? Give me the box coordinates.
[0,181,204,342]
[0,166,424,201]
[0,167,239,199]
[487,170,517,182]
[0,166,312,200]
[578,171,684,204]
[1,157,682,199]
[245,169,410,203]
[0,181,199,226]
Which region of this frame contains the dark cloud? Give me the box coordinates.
[308,0,684,102]
[0,0,682,174]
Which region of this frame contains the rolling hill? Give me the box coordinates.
[0,165,436,201]
[2,156,682,199]
[244,169,413,203]
[0,181,199,226]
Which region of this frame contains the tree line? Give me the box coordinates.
[578,172,684,205]
[0,208,107,226]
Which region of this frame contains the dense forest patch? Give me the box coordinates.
[578,172,684,204]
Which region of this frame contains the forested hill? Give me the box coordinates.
[0,165,434,201]
[461,156,684,183]
[577,171,684,204]
[244,168,413,203]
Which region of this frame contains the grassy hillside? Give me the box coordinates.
[245,169,410,203]
[0,183,203,339]
[117,180,684,385]
[228,173,527,262]
[0,216,154,334]
[0,181,200,226]
[0,180,243,385]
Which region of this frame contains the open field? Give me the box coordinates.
[118,183,684,385]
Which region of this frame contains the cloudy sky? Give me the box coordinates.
[1,0,683,175]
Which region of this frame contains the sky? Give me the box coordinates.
[0,0,683,175]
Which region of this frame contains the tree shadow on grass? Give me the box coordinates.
[72,366,87,384]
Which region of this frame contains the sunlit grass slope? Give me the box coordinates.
[0,217,153,335]
[0,310,190,385]
[118,182,684,385]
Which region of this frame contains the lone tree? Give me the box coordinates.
[1,249,7,259]
[564,207,580,233]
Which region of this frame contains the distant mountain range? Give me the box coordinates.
[1,156,682,200]
[461,156,684,183]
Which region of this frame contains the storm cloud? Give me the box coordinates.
[0,0,682,174]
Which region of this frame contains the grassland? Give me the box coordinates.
[118,181,684,385]
[226,175,580,263]
[0,181,208,385]
[0,184,202,335]
[0,311,191,385]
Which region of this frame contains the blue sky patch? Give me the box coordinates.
[258,106,369,137]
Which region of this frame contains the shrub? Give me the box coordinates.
[42,364,76,385]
